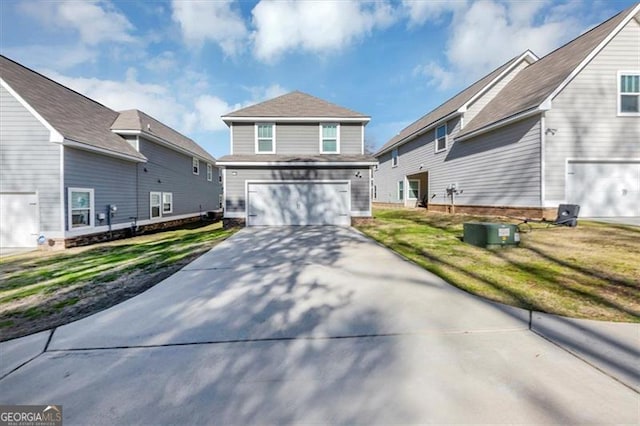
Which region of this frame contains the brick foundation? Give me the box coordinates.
[426,203,557,220]
[223,218,246,229]
[64,213,221,248]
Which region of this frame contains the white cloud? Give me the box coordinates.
[412,0,582,89]
[18,0,135,45]
[402,0,467,26]
[43,68,186,132]
[413,62,455,91]
[171,0,248,55]
[251,0,399,62]
[1,44,97,70]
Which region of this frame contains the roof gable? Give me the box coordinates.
[0,55,145,161]
[375,52,534,155]
[112,110,216,162]
[458,3,639,138]
[222,91,370,122]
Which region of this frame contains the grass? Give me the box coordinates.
[355,207,640,322]
[0,221,235,340]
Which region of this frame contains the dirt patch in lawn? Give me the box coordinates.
[0,221,235,341]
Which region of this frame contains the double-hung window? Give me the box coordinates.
[150,192,162,218]
[398,180,404,201]
[392,148,398,167]
[435,124,447,152]
[619,73,640,115]
[207,164,213,181]
[320,124,339,153]
[408,180,420,200]
[256,123,275,153]
[192,157,199,174]
[163,192,173,214]
[69,188,94,228]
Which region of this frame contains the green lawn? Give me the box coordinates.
[356,208,639,322]
[0,221,235,340]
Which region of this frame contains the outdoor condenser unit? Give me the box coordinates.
[463,222,520,248]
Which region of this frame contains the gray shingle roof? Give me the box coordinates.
[222,91,370,120]
[375,54,524,155]
[1,55,146,161]
[112,110,215,162]
[458,3,635,138]
[217,154,376,164]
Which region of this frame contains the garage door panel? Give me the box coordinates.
[0,193,39,248]
[247,182,350,226]
[567,162,640,217]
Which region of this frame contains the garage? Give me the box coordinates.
[0,193,39,248]
[567,161,640,217]
[247,181,350,226]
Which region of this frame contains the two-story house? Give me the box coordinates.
[374,3,639,219]
[217,91,376,226]
[0,55,221,249]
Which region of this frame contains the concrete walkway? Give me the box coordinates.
[0,226,638,424]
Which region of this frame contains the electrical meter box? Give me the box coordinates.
[463,222,520,248]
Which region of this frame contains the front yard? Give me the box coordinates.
[356,208,639,322]
[0,222,234,341]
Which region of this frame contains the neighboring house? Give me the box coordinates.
[217,91,375,226]
[0,55,221,249]
[374,3,640,219]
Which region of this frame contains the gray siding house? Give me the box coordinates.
[374,4,640,219]
[0,56,220,249]
[217,91,375,226]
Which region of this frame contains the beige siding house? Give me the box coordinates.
[217,91,375,226]
[374,3,640,219]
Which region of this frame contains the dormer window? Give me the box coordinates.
[320,124,339,153]
[256,123,275,153]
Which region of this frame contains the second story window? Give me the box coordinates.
[207,164,213,181]
[619,73,639,115]
[320,124,339,153]
[256,123,275,153]
[435,124,447,153]
[193,157,199,174]
[392,148,398,167]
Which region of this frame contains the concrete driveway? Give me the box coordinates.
[1,227,638,424]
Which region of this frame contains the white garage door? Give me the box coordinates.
[0,193,39,248]
[567,162,640,217]
[247,182,350,226]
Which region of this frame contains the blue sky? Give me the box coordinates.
[0,0,635,158]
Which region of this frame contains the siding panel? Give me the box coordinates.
[225,167,370,213]
[0,85,61,232]
[137,138,220,220]
[374,116,542,207]
[231,122,365,155]
[544,18,640,202]
[64,147,137,228]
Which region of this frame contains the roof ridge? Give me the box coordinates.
[0,54,116,114]
[136,109,197,142]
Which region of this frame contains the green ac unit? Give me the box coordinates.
[463,222,520,248]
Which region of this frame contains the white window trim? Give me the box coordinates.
[68,187,95,230]
[162,192,173,214]
[207,163,213,181]
[407,179,420,200]
[319,123,340,154]
[617,70,640,116]
[392,148,399,167]
[255,123,276,154]
[397,180,404,201]
[150,191,162,219]
[435,124,447,153]
[193,157,200,175]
